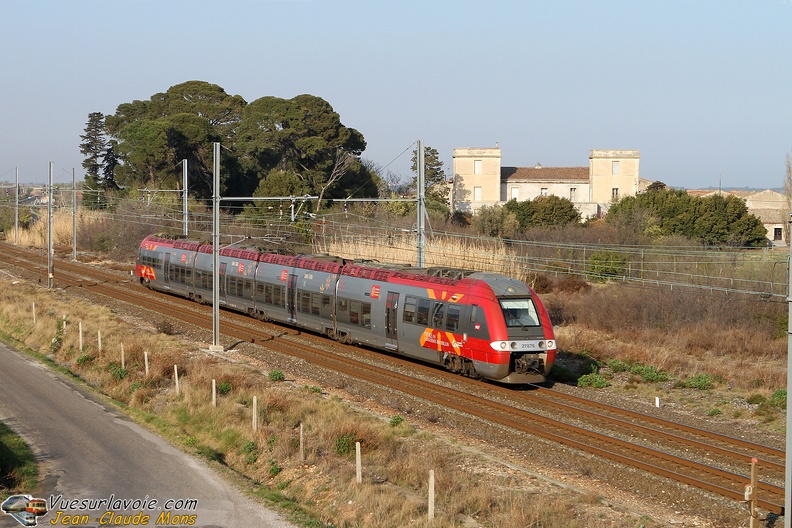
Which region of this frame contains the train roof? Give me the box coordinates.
[141,234,531,293]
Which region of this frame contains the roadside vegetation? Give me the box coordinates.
[0,275,665,527]
[0,421,38,497]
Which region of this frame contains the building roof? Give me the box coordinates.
[752,209,786,224]
[502,166,589,183]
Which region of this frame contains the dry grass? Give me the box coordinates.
[0,277,665,528]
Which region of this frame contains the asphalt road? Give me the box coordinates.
[0,342,297,527]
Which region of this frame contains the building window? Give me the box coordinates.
[540,188,548,197]
[774,227,783,241]
[474,160,482,174]
[612,188,619,200]
[569,187,577,202]
[510,187,518,200]
[473,186,482,201]
[612,161,620,175]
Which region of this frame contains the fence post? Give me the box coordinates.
[356,442,362,484]
[79,321,83,352]
[428,469,435,522]
[212,379,217,408]
[32,302,36,324]
[252,396,258,432]
[174,365,180,396]
[144,352,149,377]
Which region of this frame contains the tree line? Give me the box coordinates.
[470,182,768,247]
[76,79,770,248]
[78,81,380,211]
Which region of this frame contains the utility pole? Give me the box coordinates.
[210,143,222,352]
[72,168,77,261]
[785,211,792,528]
[182,159,188,236]
[14,167,19,245]
[417,139,425,268]
[47,162,53,289]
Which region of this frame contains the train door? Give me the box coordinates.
[385,291,399,350]
[287,273,297,322]
[219,262,227,303]
[163,253,171,286]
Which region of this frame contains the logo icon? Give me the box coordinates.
[1,495,47,526]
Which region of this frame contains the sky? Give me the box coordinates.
[2,0,791,190]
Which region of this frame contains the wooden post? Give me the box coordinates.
[97,331,102,355]
[174,365,180,396]
[212,379,217,408]
[355,442,362,484]
[254,396,259,430]
[79,321,83,352]
[747,457,758,528]
[428,469,435,522]
[144,352,149,377]
[32,302,36,324]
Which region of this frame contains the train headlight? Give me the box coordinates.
[546,340,556,350]
[499,341,507,350]
[510,341,517,350]
[538,341,545,349]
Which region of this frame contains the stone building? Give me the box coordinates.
[450,146,650,218]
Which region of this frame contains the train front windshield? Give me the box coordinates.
[500,299,540,328]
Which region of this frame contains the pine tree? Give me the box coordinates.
[79,112,108,209]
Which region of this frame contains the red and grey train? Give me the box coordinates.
[135,234,557,384]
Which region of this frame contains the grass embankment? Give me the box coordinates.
[0,278,659,528]
[0,421,38,497]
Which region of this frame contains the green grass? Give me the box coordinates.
[0,421,38,495]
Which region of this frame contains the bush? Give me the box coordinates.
[217,381,231,395]
[770,389,786,409]
[588,251,628,281]
[389,415,404,427]
[685,374,712,390]
[577,372,610,388]
[335,433,357,455]
[107,362,128,381]
[76,354,94,366]
[268,370,285,382]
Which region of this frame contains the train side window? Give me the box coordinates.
[299,291,311,313]
[416,298,430,325]
[432,302,445,328]
[361,302,371,328]
[311,293,321,315]
[338,298,348,312]
[446,305,461,332]
[403,296,416,324]
[264,283,273,304]
[349,300,361,325]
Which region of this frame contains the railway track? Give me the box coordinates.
[0,242,785,515]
